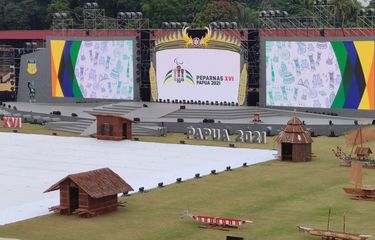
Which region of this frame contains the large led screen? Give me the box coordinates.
[50,40,134,100]
[266,40,375,109]
[155,49,241,103]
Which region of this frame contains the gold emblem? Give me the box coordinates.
[27,59,37,75]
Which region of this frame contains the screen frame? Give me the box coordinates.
[259,36,375,111]
[47,36,139,102]
[151,47,246,105]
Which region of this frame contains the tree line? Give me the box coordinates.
[0,0,374,30]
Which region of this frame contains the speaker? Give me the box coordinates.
[227,236,244,240]
[203,118,214,123]
[52,111,61,115]
[134,117,141,122]
[177,118,184,122]
[180,105,186,109]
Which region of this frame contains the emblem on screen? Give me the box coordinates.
[27,59,37,75]
[163,58,194,85]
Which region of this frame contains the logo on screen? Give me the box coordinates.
[164,58,194,85]
[27,59,37,75]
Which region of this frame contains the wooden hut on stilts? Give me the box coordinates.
[45,168,133,218]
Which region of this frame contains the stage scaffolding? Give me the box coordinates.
[52,6,150,35]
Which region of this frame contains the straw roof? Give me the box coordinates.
[45,168,134,198]
[276,117,313,144]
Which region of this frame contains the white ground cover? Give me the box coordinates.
[0,132,276,225]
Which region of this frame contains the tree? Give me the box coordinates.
[369,0,375,7]
[3,2,29,29]
[47,0,71,26]
[275,0,313,16]
[194,0,257,26]
[332,0,355,27]
[140,0,184,28]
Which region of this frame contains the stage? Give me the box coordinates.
[2,101,374,136]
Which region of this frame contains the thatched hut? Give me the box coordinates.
[45,168,133,217]
[276,117,313,162]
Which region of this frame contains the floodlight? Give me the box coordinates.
[60,12,68,19]
[268,10,275,17]
[125,12,132,19]
[359,8,366,16]
[368,8,375,16]
[170,22,177,29]
[131,12,137,19]
[53,13,61,19]
[161,22,168,28]
[117,12,125,19]
[260,10,267,17]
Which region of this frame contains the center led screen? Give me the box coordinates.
[265,40,375,109]
[155,48,241,103]
[50,39,134,100]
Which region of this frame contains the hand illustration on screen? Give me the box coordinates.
[308,54,316,71]
[316,52,322,66]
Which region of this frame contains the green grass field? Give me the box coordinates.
[0,132,375,239]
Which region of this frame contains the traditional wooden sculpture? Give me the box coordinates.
[181,210,252,231]
[332,127,375,168]
[298,209,371,240]
[343,161,375,200]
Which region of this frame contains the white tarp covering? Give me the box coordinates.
[0,132,275,225]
